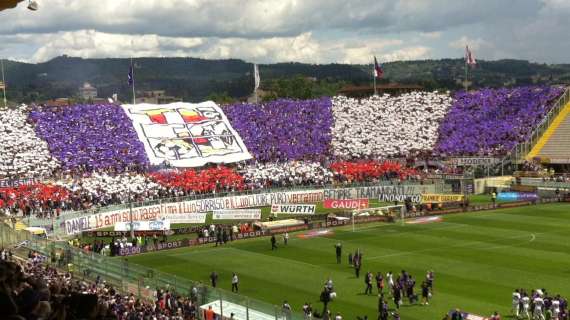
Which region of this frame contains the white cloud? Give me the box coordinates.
[0,0,568,63]
[420,32,442,39]
[449,36,491,51]
[379,46,431,62]
[30,30,205,62]
[6,30,428,64]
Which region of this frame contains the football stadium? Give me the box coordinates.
[1,1,570,320]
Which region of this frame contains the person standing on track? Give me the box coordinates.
[335,242,342,264]
[271,235,277,250]
[284,232,289,245]
[354,254,361,278]
[512,289,521,318]
[364,271,373,295]
[421,281,430,305]
[231,273,239,293]
[376,272,384,294]
[210,271,218,288]
[426,270,434,294]
[387,271,394,296]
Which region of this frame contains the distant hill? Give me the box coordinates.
[2,56,570,103]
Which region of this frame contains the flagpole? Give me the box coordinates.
[1,59,7,109]
[253,63,260,104]
[131,57,136,104]
[372,58,377,96]
[372,65,378,96]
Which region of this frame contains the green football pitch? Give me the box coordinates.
[127,203,570,320]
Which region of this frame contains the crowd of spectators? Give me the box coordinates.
[149,166,244,194]
[0,184,69,218]
[436,86,564,155]
[29,104,149,172]
[0,159,420,217]
[0,86,565,217]
[330,92,452,158]
[58,172,166,207]
[0,107,60,179]
[239,161,334,189]
[224,98,333,162]
[330,160,419,182]
[0,251,201,320]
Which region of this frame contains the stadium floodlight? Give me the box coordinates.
[27,0,38,11]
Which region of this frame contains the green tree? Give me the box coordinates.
[205,91,236,105]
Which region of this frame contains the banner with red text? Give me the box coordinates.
[323,198,369,209]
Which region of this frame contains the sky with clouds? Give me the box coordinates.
[1,0,569,64]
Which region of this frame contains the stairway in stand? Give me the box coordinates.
[528,101,570,163]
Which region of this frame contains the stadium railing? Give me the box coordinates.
[507,86,570,164]
[0,218,32,248]
[10,232,304,320]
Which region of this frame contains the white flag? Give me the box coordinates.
[254,64,260,91]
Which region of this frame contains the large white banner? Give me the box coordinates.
[212,209,261,220]
[62,185,434,235]
[122,101,252,167]
[63,189,324,235]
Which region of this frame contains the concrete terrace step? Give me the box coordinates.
[537,110,570,161]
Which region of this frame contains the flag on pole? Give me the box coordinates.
[128,65,134,86]
[373,56,384,78]
[465,45,476,67]
[0,81,4,90]
[254,64,260,91]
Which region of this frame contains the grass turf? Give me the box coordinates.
[126,202,570,320]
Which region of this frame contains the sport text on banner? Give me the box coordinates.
[421,194,465,203]
[270,204,316,214]
[212,209,261,220]
[114,220,171,232]
[323,199,369,209]
[122,101,252,167]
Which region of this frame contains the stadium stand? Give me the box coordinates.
[239,161,334,188]
[331,92,452,158]
[224,98,333,162]
[0,107,60,178]
[436,86,564,155]
[29,104,149,172]
[0,85,565,216]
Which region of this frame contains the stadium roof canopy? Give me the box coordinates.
[1,0,25,11]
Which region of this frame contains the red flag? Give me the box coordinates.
[374,56,383,78]
[465,45,476,67]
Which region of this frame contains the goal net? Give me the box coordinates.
[349,205,405,231]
